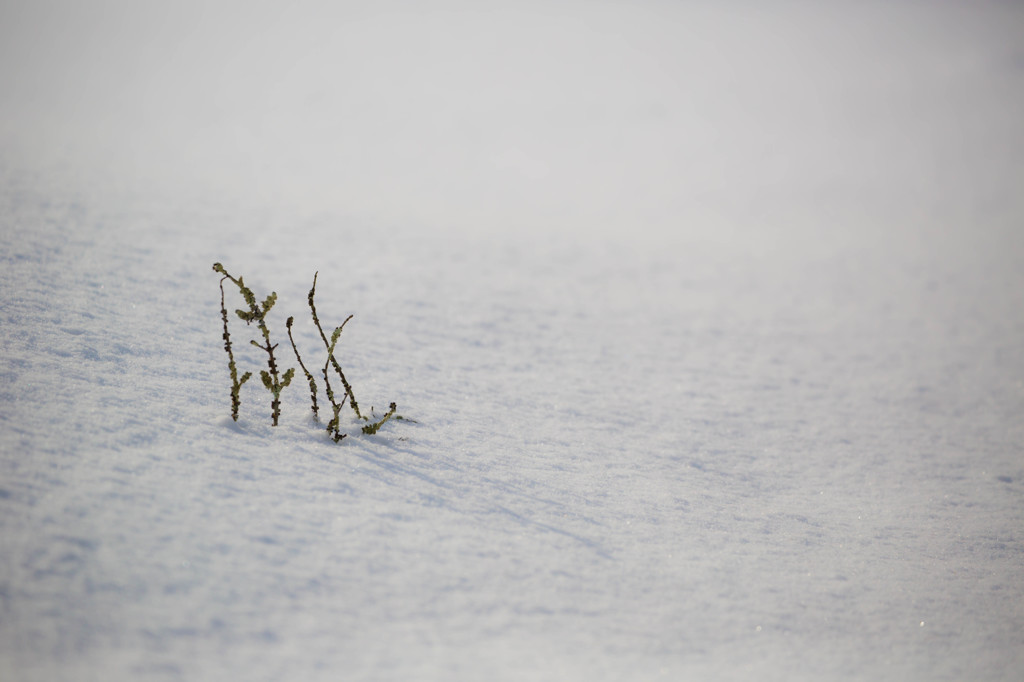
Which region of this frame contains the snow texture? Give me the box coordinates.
[2,1,1024,680]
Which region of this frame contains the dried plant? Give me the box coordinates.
[286,315,319,422]
[362,403,398,435]
[213,263,294,426]
[213,264,401,440]
[306,272,365,421]
[217,275,252,421]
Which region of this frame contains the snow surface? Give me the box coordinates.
[2,1,1024,680]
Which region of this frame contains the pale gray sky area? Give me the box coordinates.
[2,0,1022,239]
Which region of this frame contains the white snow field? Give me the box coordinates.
[2,1,1024,680]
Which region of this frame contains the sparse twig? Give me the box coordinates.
[320,320,351,442]
[286,316,319,421]
[213,263,294,426]
[362,402,397,435]
[218,276,252,421]
[307,272,365,420]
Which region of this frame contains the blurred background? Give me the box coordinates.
[3,0,1022,246]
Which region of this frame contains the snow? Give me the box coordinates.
[2,1,1024,680]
